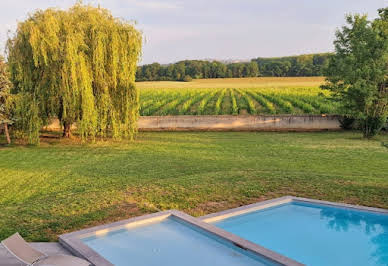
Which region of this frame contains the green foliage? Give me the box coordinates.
[0,56,12,125]
[361,116,386,137]
[262,94,293,113]
[215,89,226,115]
[323,8,388,138]
[254,53,331,77]
[230,89,239,115]
[179,92,206,115]
[7,3,142,143]
[281,95,316,114]
[197,91,217,115]
[136,54,330,82]
[246,91,276,114]
[140,92,178,116]
[338,116,356,130]
[236,89,257,115]
[302,95,337,114]
[11,94,41,144]
[156,91,192,115]
[183,75,193,82]
[137,60,261,81]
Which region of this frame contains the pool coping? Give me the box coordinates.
[59,209,303,266]
[200,196,388,223]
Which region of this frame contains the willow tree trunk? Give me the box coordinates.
[4,123,11,144]
[63,122,72,138]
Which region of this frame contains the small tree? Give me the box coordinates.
[7,3,142,143]
[323,8,388,138]
[183,75,193,82]
[0,56,12,144]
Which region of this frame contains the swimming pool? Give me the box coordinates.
[81,217,274,266]
[60,210,300,266]
[205,197,388,266]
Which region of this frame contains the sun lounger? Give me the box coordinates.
[1,233,90,266]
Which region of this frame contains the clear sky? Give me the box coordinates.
[0,0,386,64]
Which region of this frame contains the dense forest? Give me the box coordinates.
[136,53,331,81]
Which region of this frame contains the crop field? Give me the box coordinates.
[138,77,339,116]
[139,87,339,116]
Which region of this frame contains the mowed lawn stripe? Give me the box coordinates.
[0,131,387,241]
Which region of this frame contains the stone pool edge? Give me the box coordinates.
[200,196,388,223]
[59,209,303,266]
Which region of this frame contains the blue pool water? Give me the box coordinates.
[82,217,279,266]
[213,202,388,266]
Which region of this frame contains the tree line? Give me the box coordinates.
[136,53,331,81]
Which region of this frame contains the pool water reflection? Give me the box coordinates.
[213,202,388,266]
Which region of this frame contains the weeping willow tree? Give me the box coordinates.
[7,3,142,143]
[0,56,12,144]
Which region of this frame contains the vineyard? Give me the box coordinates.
[139,87,339,116]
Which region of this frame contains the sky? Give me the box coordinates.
[0,0,387,64]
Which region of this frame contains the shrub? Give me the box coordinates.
[361,116,387,138]
[183,75,193,82]
[339,116,356,130]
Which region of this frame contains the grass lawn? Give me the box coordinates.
[0,131,387,241]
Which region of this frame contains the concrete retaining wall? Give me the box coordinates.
[42,115,341,132]
[138,115,341,131]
